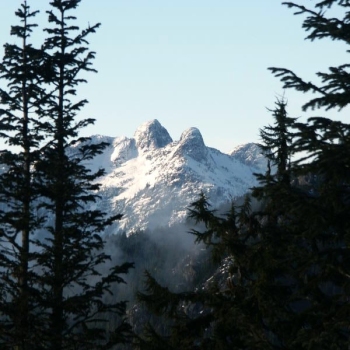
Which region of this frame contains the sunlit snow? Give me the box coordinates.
[83,120,266,234]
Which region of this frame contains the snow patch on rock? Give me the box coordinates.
[134,119,173,150]
[84,121,266,234]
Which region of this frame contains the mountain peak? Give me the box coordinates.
[134,119,173,150]
[180,127,203,142]
[81,121,265,234]
[230,143,266,171]
[177,127,207,161]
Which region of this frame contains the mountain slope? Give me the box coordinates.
[84,120,265,234]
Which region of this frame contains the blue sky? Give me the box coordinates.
[0,1,348,152]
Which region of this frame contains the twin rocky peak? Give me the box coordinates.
[86,119,266,234]
[121,119,207,163]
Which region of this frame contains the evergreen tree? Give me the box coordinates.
[0,1,134,349]
[32,1,133,348]
[0,2,46,348]
[256,97,296,187]
[268,2,350,347]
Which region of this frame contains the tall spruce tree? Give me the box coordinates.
[0,1,134,349]
[0,2,46,348]
[32,1,133,348]
[256,98,296,187]
[268,1,350,348]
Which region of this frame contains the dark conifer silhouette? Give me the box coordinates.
[0,1,133,349]
[0,2,46,347]
[269,3,350,345]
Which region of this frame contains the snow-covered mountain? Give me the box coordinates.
[84,120,266,234]
[229,143,267,170]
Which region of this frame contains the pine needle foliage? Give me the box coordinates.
[33,1,134,348]
[269,4,350,346]
[137,193,272,350]
[0,1,134,349]
[0,2,47,348]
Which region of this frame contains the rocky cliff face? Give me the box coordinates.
[82,120,265,234]
[229,142,267,170]
[134,119,173,150]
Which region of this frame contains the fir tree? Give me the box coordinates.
[256,97,296,187]
[0,2,46,348]
[32,1,133,348]
[0,1,134,349]
[268,2,350,347]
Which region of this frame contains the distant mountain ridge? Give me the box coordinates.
[82,120,266,234]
